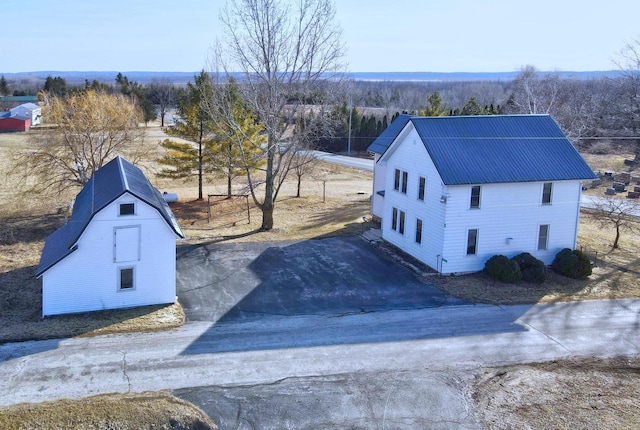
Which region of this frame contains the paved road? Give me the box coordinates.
[310,150,640,214]
[311,150,374,171]
[581,193,640,216]
[1,299,638,427]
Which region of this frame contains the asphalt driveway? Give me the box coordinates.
[176,236,464,323]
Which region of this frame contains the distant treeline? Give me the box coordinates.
[3,67,639,158]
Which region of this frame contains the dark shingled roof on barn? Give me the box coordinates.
[373,114,597,185]
[37,156,184,277]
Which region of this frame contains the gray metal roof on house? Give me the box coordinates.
[367,114,413,153]
[382,114,597,185]
[37,156,184,277]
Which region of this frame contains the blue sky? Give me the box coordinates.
[1,0,639,73]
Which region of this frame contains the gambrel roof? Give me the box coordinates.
[37,156,184,276]
[375,114,597,185]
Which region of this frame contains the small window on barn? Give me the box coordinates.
[119,267,135,291]
[399,210,406,235]
[394,169,400,191]
[119,203,135,216]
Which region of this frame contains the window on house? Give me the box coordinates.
[418,177,426,201]
[415,218,423,244]
[399,210,405,234]
[538,224,549,250]
[401,171,408,194]
[119,267,134,290]
[394,169,400,191]
[470,186,481,209]
[467,229,478,255]
[119,203,135,216]
[391,207,398,231]
[542,182,553,205]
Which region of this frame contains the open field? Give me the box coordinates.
[2,126,640,429]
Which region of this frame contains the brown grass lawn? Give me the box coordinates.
[0,128,372,344]
[2,127,640,429]
[0,392,217,430]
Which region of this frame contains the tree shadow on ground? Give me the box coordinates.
[0,263,183,356]
[177,236,528,355]
[0,211,65,245]
[298,199,370,235]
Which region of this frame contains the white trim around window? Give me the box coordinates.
[538,224,550,250]
[118,266,136,291]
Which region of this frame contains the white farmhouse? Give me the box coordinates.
[10,102,42,126]
[368,114,597,274]
[37,156,185,316]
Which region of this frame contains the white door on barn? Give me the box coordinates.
[113,226,141,262]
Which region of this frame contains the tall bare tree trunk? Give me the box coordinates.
[262,141,276,230]
[198,121,203,200]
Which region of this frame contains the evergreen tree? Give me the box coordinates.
[158,71,214,200]
[208,78,265,197]
[460,97,486,115]
[0,75,9,96]
[43,76,68,97]
[419,91,448,116]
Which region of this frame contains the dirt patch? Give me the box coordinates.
[0,392,217,430]
[472,356,640,430]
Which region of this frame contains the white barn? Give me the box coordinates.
[368,114,597,274]
[37,156,185,316]
[10,103,42,126]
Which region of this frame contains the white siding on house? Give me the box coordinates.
[371,153,386,219]
[440,180,583,273]
[376,123,586,274]
[379,126,446,270]
[42,194,177,316]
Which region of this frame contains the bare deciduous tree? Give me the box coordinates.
[14,90,146,193]
[592,196,639,249]
[215,0,345,230]
[148,78,175,127]
[507,65,560,115]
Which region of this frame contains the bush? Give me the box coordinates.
[485,255,522,283]
[512,252,547,283]
[551,248,592,280]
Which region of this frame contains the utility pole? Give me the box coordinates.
[347,99,352,156]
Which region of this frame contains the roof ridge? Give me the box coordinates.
[116,156,129,191]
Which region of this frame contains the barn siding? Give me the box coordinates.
[0,117,30,131]
[42,194,177,316]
